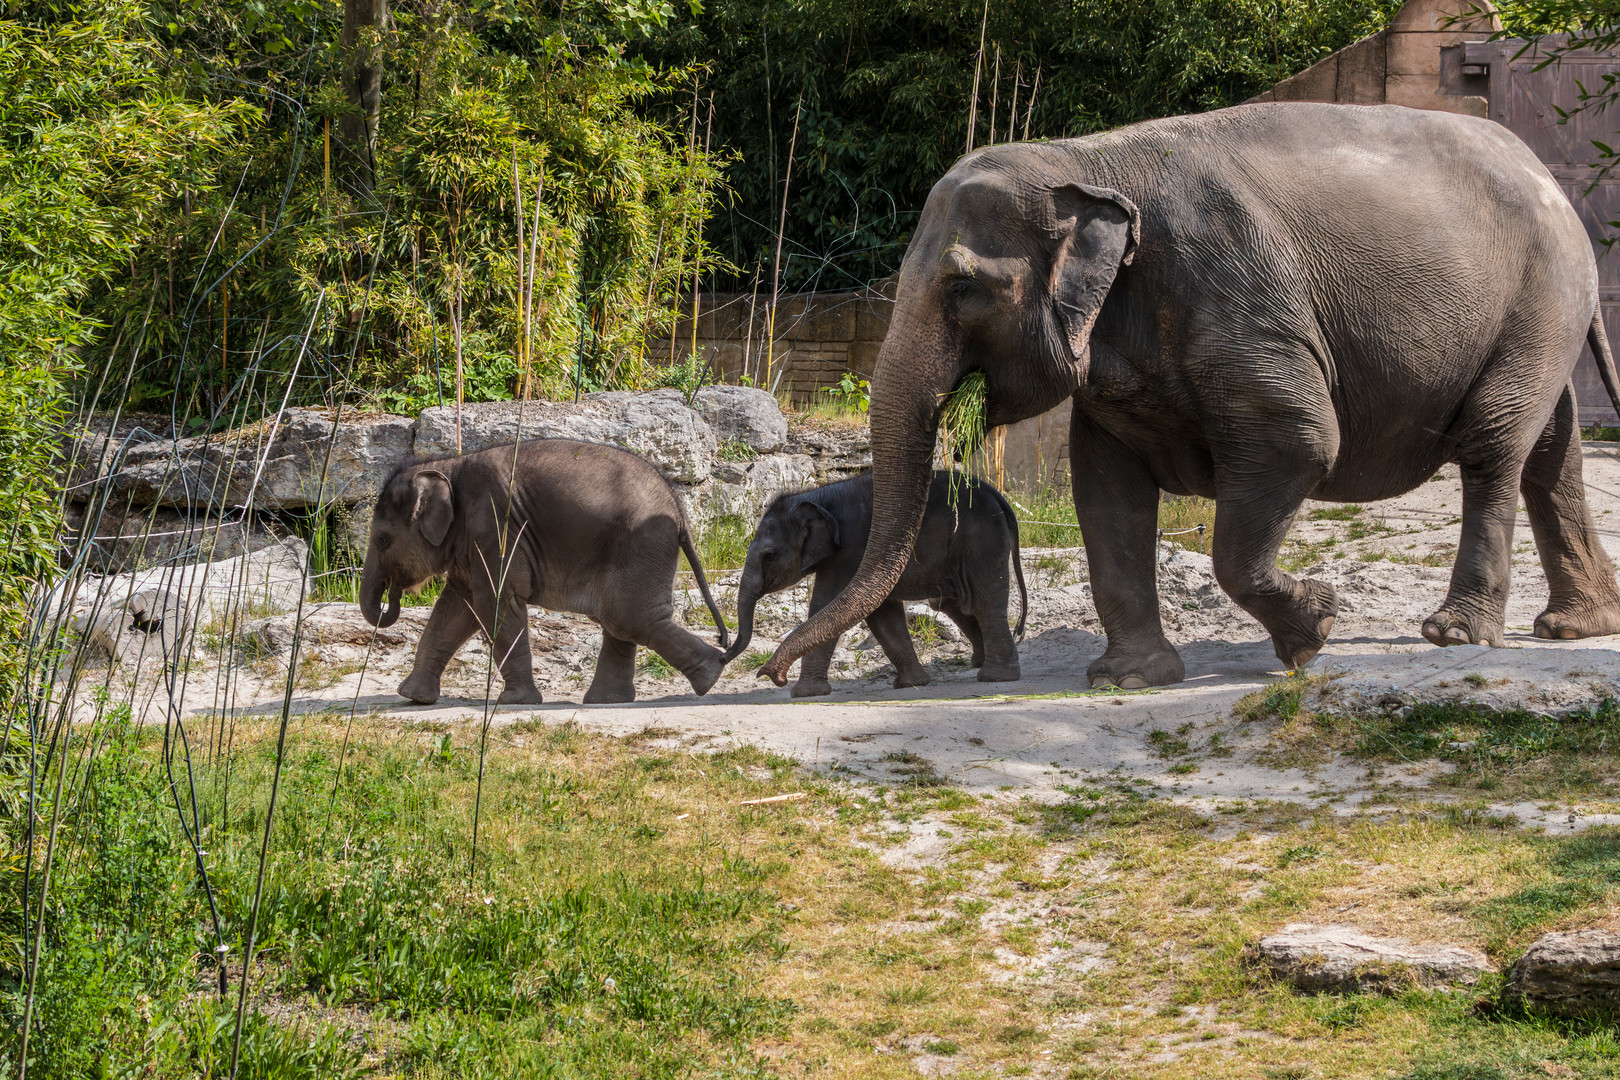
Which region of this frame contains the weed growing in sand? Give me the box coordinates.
[638,651,678,679]
[737,649,773,671]
[1307,504,1364,521]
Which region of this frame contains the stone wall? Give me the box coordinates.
[1246,0,1499,115]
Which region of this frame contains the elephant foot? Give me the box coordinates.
[969,649,986,669]
[398,673,441,705]
[685,650,725,696]
[1534,597,1620,640]
[1266,579,1339,670]
[977,660,1020,683]
[791,677,832,698]
[1088,641,1184,690]
[498,684,544,705]
[583,681,636,704]
[1422,606,1504,648]
[892,666,932,690]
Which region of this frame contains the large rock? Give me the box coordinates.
[1506,930,1620,1017]
[705,454,818,525]
[55,537,309,667]
[786,421,871,483]
[1253,924,1494,993]
[62,502,286,574]
[91,409,413,510]
[414,391,717,484]
[692,385,788,453]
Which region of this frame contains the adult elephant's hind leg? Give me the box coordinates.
[1071,414,1183,688]
[1422,366,1551,647]
[1523,386,1620,640]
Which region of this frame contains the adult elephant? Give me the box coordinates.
[761,102,1620,691]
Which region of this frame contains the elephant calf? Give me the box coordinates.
[359,439,730,705]
[723,472,1027,697]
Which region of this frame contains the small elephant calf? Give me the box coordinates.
[359,439,730,705]
[723,471,1027,696]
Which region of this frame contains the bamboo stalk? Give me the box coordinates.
[1024,63,1042,141]
[767,95,802,391]
[988,44,1001,147]
[966,0,988,154]
[1008,61,1022,143]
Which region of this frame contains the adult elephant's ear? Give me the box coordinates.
[1049,183,1140,365]
[411,470,454,547]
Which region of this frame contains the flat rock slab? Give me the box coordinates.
[1507,930,1620,1018]
[1254,924,1495,993]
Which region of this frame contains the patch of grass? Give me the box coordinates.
[638,651,678,679]
[1307,504,1364,521]
[1158,495,1215,554]
[689,512,752,572]
[736,649,773,671]
[717,438,758,462]
[1352,697,1620,801]
[881,749,950,788]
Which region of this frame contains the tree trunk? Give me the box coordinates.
[338,0,388,197]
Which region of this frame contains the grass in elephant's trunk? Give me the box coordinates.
[938,370,990,478]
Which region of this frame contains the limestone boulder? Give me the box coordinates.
[692,385,788,453]
[62,503,287,574]
[786,421,871,483]
[705,453,818,526]
[55,537,308,667]
[93,409,414,510]
[415,391,717,484]
[1506,929,1620,1018]
[1253,924,1494,993]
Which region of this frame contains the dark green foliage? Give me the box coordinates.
[634,0,1404,288]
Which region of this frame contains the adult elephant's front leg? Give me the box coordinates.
[400,581,481,704]
[1210,431,1337,669]
[1071,415,1183,689]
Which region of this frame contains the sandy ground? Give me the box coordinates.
[96,445,1620,825]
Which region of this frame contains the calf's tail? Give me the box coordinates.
[679,525,731,650]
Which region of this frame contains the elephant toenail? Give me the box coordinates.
[1119,676,1148,690]
[1444,627,1470,643]
[1090,676,1118,690]
[1561,627,1579,639]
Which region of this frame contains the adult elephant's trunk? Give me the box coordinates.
[359,561,401,628]
[722,581,760,664]
[760,321,958,685]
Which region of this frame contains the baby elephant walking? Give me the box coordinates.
[724,472,1027,697]
[358,439,730,705]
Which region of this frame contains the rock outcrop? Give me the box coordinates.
[60,391,871,571]
[1253,924,1494,993]
[1505,929,1620,1018]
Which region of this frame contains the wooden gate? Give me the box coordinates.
[1464,37,1620,424]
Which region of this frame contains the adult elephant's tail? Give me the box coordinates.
[1588,308,1620,419]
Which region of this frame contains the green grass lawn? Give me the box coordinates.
[14,690,1620,1078]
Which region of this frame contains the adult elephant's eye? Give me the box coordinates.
[948,276,978,298]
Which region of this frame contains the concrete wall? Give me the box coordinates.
[1248,0,1499,113]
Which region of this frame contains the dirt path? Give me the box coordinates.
[109,444,1620,825]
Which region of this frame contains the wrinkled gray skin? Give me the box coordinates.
[725,472,1027,696]
[359,439,729,705]
[762,102,1620,690]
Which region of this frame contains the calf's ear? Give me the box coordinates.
[791,501,840,575]
[1049,183,1139,367]
[411,471,454,547]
